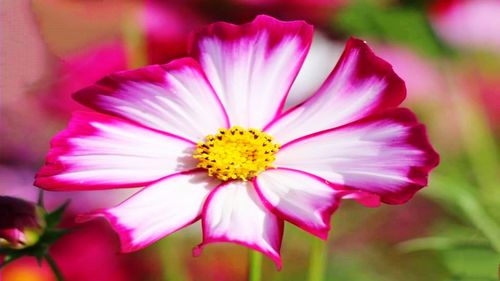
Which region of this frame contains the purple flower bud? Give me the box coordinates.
[0,196,45,249]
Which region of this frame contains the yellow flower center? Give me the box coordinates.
[193,126,280,181]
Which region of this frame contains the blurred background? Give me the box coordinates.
[1,0,499,280]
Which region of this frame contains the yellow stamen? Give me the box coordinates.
[193,126,280,181]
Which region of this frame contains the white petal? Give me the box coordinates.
[191,15,313,128]
[195,180,283,268]
[74,58,229,142]
[254,168,343,239]
[266,38,406,144]
[286,32,344,109]
[35,112,196,190]
[274,109,439,204]
[77,171,219,252]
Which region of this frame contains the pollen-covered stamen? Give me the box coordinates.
[193,126,280,181]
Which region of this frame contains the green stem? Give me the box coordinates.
[248,250,262,281]
[159,238,188,281]
[455,189,500,253]
[307,237,327,281]
[45,255,64,281]
[37,189,45,207]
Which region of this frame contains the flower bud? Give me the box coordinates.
[0,196,45,249]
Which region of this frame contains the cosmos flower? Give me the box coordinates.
[35,15,439,268]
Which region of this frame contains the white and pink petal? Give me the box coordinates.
[266,37,406,144]
[190,15,313,128]
[339,190,382,208]
[35,112,196,190]
[77,171,219,252]
[254,168,345,239]
[73,58,229,142]
[195,180,284,269]
[274,108,439,204]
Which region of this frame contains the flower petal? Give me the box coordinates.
[77,171,219,252]
[254,168,344,239]
[35,112,196,190]
[195,180,284,269]
[190,15,313,128]
[340,191,382,208]
[73,57,229,142]
[266,37,406,144]
[274,109,439,204]
[0,229,24,246]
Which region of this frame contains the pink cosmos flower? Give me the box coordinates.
[35,15,439,268]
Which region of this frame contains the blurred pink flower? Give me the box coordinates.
[479,82,500,132]
[40,41,128,118]
[35,16,438,268]
[431,0,500,52]
[142,0,205,64]
[38,1,206,118]
[51,220,161,281]
[1,257,55,281]
[229,0,347,25]
[0,0,59,165]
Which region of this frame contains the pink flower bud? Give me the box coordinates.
[0,196,45,249]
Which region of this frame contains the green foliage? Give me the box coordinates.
[45,201,70,229]
[405,163,500,279]
[400,231,500,280]
[441,247,499,280]
[334,1,452,57]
